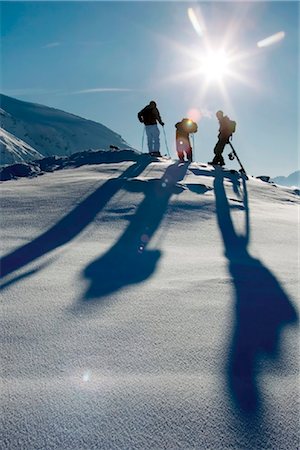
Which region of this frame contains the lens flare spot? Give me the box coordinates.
[257,31,285,48]
[187,7,205,38]
[187,108,201,122]
[83,371,91,382]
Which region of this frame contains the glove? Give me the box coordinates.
[161,122,165,126]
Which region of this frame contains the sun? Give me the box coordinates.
[155,7,261,99]
[199,49,231,83]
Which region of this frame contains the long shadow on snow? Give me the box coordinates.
[213,171,298,415]
[0,156,152,281]
[82,162,189,300]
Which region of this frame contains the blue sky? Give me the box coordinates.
[1,1,299,176]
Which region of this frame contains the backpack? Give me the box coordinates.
[229,120,236,134]
[222,116,236,137]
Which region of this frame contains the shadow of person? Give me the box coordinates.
[83,162,189,300]
[213,171,298,415]
[0,156,152,281]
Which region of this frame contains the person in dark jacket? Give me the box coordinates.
[138,101,164,156]
[210,110,236,166]
[175,118,198,162]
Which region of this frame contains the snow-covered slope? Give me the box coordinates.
[1,159,299,449]
[0,94,131,165]
[0,127,44,165]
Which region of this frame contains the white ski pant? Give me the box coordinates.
[145,124,160,152]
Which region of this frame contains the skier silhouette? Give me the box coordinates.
[138,101,164,156]
[210,110,236,166]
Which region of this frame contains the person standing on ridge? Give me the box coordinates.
[209,110,236,166]
[175,118,198,162]
[138,101,164,156]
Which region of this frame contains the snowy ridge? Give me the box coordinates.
[0,127,44,165]
[0,94,132,165]
[0,148,142,181]
[1,158,299,449]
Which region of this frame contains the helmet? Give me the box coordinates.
[149,101,157,107]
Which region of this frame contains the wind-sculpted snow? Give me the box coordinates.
[1,160,299,449]
[0,148,140,181]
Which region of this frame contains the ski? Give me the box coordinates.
[145,152,172,161]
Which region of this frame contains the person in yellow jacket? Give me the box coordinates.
[175,118,198,162]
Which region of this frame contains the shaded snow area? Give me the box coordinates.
[0,94,131,165]
[1,157,299,449]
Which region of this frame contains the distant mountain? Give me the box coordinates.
[0,94,131,165]
[271,171,300,187]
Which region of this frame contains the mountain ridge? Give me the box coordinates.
[271,170,300,187]
[0,93,132,165]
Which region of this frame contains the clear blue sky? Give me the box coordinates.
[1,1,299,177]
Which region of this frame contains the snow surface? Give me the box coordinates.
[0,94,131,165]
[1,157,299,449]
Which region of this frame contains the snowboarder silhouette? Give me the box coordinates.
[175,118,198,162]
[138,101,164,156]
[210,110,236,166]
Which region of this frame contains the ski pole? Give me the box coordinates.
[162,126,171,158]
[192,134,195,161]
[141,126,146,152]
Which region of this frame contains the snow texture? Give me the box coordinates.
[1,157,299,449]
[0,94,131,165]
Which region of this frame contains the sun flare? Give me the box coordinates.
[156,6,263,100]
[199,49,231,83]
